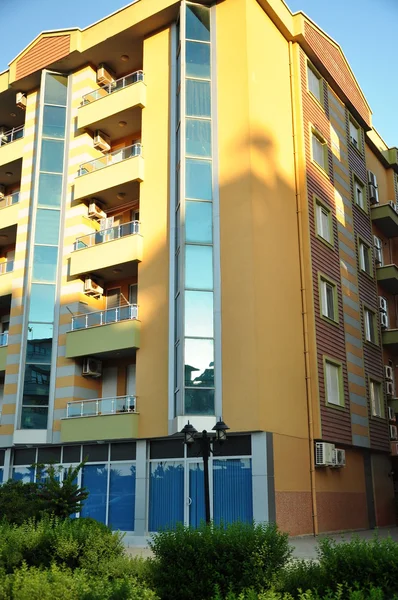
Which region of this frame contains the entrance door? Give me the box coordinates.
[188,461,207,527]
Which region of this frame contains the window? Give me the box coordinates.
[315,200,332,244]
[359,240,372,276]
[370,380,384,418]
[325,359,343,407]
[374,236,383,266]
[364,308,377,344]
[354,177,366,211]
[320,276,337,322]
[311,129,327,171]
[349,119,361,151]
[307,63,322,103]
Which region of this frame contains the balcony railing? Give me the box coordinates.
[0,125,24,147]
[0,261,13,275]
[81,71,144,105]
[0,332,8,347]
[0,191,19,210]
[71,304,138,331]
[74,220,140,250]
[78,143,142,177]
[66,394,136,418]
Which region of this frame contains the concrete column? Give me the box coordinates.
[251,432,275,523]
[134,439,148,539]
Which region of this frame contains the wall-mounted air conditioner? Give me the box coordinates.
[386,381,394,397]
[97,64,116,86]
[0,184,5,199]
[82,357,102,378]
[16,92,27,110]
[390,425,398,440]
[315,442,335,467]
[385,365,394,381]
[332,448,346,467]
[84,278,104,298]
[388,406,396,422]
[88,201,106,220]
[93,130,111,152]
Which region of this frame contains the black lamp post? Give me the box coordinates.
[181,418,230,524]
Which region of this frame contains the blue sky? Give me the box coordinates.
[1,0,397,145]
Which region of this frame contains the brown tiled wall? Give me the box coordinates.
[16,36,70,80]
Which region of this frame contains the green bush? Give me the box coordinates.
[0,480,44,525]
[149,521,292,600]
[212,584,398,600]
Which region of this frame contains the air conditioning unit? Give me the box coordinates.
[388,406,396,422]
[0,126,8,144]
[385,365,394,381]
[16,92,27,110]
[369,184,379,205]
[389,201,398,214]
[93,130,111,152]
[97,63,116,85]
[84,278,104,298]
[315,442,335,467]
[380,312,389,329]
[0,184,5,199]
[386,381,394,397]
[390,425,398,440]
[379,296,388,313]
[332,448,346,468]
[82,357,102,378]
[88,201,106,220]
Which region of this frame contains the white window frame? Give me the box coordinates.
[349,119,360,150]
[307,63,322,103]
[364,307,377,344]
[370,380,384,418]
[320,278,336,321]
[354,178,366,211]
[325,360,343,407]
[311,129,327,171]
[374,236,383,266]
[316,201,332,244]
[359,240,372,275]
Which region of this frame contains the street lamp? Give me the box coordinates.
[181,418,230,524]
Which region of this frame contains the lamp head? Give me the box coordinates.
[212,419,230,443]
[181,421,198,445]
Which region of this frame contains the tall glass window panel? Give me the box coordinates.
[44,73,68,106]
[108,463,136,531]
[35,209,60,245]
[186,159,212,200]
[185,388,214,415]
[185,245,213,290]
[40,139,64,173]
[213,459,253,525]
[22,364,51,404]
[185,291,214,337]
[26,323,53,363]
[29,284,56,322]
[81,465,108,524]
[33,246,58,282]
[42,105,66,139]
[185,338,214,387]
[148,461,184,531]
[12,467,35,483]
[186,4,210,41]
[38,173,63,207]
[186,201,212,243]
[186,119,211,157]
[21,406,49,429]
[186,80,211,117]
[0,469,3,484]
[186,42,211,79]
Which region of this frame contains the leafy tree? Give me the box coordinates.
[0,480,44,525]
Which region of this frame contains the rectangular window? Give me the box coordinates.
[325,360,343,406]
[311,130,327,171]
[374,236,383,266]
[315,200,332,244]
[370,380,384,418]
[307,64,322,103]
[364,308,377,344]
[320,277,337,322]
[349,119,360,151]
[359,240,372,276]
[354,177,366,211]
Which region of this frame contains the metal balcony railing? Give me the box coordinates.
[0,332,8,347]
[74,220,140,250]
[78,143,142,176]
[71,304,138,331]
[66,394,136,418]
[0,125,24,147]
[0,261,13,275]
[0,191,19,210]
[80,71,144,105]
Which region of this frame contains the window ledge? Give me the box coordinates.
[353,201,369,217]
[359,268,375,282]
[349,140,364,158]
[320,314,339,328]
[311,159,330,182]
[370,414,386,422]
[315,233,335,250]
[325,401,347,411]
[308,90,324,111]
[364,339,380,349]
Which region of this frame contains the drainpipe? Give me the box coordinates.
[288,41,318,536]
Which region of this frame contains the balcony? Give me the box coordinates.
[0,262,13,297]
[70,220,143,281]
[74,143,144,202]
[78,71,145,135]
[381,329,398,353]
[371,203,398,237]
[0,126,24,167]
[0,192,19,229]
[65,305,140,359]
[377,264,398,294]
[0,332,8,372]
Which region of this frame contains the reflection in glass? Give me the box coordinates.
[185,388,214,415]
[44,73,68,106]
[26,323,53,363]
[186,159,212,200]
[186,119,211,157]
[185,337,214,386]
[35,209,60,245]
[185,291,214,337]
[42,105,66,139]
[213,459,253,525]
[186,4,210,41]
[81,464,108,524]
[40,139,64,173]
[12,466,35,483]
[108,463,136,531]
[21,407,48,429]
[185,245,213,290]
[186,80,211,117]
[149,461,184,531]
[186,201,212,243]
[186,42,211,79]
[29,283,55,322]
[23,364,51,402]
[38,173,63,207]
[33,246,58,282]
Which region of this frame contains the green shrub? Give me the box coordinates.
[149,521,292,600]
[211,584,398,600]
[0,480,44,525]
